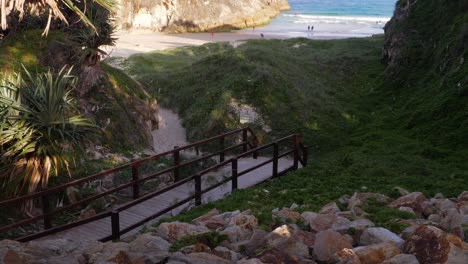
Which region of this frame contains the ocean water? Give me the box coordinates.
[281,0,396,26]
[238,0,397,39]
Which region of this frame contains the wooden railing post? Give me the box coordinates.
[173,146,180,182]
[111,210,120,242]
[219,131,225,162]
[131,164,140,199]
[41,195,52,229]
[242,128,248,153]
[273,142,279,178]
[293,134,300,170]
[195,174,202,206]
[302,144,308,167]
[231,158,238,191]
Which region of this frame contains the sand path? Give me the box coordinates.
[152,108,189,154]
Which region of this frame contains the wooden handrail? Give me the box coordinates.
[0,127,253,207]
[1,127,306,242]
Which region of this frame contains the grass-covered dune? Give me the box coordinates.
[119,0,467,227]
[122,37,382,152]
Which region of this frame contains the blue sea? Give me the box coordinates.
[238,0,397,39]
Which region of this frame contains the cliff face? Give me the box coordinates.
[383,0,468,75]
[382,0,468,150]
[115,0,290,32]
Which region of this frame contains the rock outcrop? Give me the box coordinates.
[114,0,290,32]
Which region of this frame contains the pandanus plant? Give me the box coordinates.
[0,0,115,35]
[0,66,96,210]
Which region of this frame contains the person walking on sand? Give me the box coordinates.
[311,25,314,31]
[308,25,310,31]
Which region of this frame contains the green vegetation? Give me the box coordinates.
[363,198,415,234]
[123,38,382,148]
[169,231,228,252]
[122,0,467,230]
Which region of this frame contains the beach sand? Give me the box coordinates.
[104,30,285,58]
[106,21,385,58]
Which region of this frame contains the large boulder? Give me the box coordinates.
[228,211,258,231]
[129,233,170,253]
[236,258,265,264]
[333,248,362,264]
[458,191,468,202]
[389,192,426,216]
[192,209,226,230]
[256,248,312,264]
[332,218,375,234]
[169,252,233,264]
[359,227,404,246]
[264,225,310,258]
[381,254,420,264]
[313,230,352,262]
[440,208,464,239]
[157,222,210,243]
[272,208,303,224]
[348,193,391,217]
[85,242,131,263]
[301,212,352,232]
[402,225,468,264]
[213,246,239,261]
[319,202,341,214]
[432,198,458,212]
[353,242,400,264]
[221,225,253,243]
[241,229,269,256]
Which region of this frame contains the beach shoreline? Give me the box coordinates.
[106,22,386,58]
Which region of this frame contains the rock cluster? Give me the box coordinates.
[114,0,290,32]
[1,190,467,263]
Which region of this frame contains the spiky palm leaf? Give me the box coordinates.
[0,0,115,35]
[0,66,96,198]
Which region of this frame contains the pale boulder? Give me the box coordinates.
[353,242,400,264]
[359,227,404,246]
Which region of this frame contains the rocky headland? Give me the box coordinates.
[2,189,467,263]
[114,0,290,32]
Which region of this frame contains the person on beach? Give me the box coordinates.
[253,25,256,31]
[260,33,264,38]
[311,26,314,31]
[210,31,214,38]
[308,25,310,30]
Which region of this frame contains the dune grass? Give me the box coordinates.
[120,29,466,229]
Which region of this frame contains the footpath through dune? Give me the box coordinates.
[152,108,189,154]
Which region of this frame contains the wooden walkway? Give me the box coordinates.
[39,156,294,242]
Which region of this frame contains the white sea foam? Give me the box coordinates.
[283,14,390,25]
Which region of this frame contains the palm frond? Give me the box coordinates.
[0,0,116,35]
